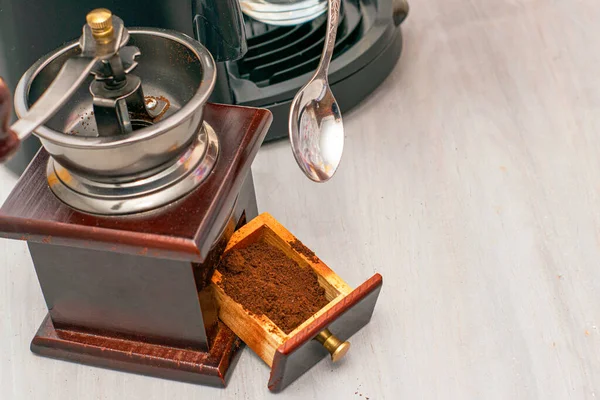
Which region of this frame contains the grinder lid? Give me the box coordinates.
[12,9,220,215]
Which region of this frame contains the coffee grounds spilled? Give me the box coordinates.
[289,239,319,263]
[217,242,329,333]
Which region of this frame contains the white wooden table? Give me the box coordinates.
[3,0,600,398]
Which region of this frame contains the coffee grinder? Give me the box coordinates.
[0,9,383,392]
[0,8,270,387]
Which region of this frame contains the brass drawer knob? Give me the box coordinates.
[315,329,350,362]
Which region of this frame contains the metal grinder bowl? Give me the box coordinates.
[14,28,216,182]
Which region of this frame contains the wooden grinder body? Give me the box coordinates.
[0,103,273,386]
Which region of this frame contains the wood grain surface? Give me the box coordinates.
[3,0,600,398]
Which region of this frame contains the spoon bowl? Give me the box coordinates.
[289,77,344,182]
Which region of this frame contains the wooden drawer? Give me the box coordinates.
[210,213,383,392]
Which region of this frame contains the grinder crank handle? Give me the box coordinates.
[0,56,98,162]
[0,7,129,162]
[0,78,19,162]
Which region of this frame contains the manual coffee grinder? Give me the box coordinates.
[0,9,383,392]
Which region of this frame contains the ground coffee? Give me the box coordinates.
[289,239,319,263]
[218,241,329,334]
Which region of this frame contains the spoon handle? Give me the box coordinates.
[315,0,341,78]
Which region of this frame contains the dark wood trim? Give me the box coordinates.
[31,314,243,387]
[0,103,272,263]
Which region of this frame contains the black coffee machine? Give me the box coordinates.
[0,0,408,173]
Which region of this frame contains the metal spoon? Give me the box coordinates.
[288,0,344,182]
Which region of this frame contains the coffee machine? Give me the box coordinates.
[0,0,409,172]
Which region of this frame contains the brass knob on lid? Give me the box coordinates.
[315,329,350,362]
[86,8,114,42]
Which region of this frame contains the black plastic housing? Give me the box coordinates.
[226,0,406,141]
